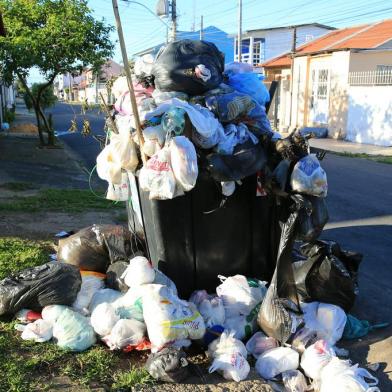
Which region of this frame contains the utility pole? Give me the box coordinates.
[237,0,242,62]
[200,15,204,40]
[170,0,177,42]
[288,26,297,130]
[111,0,146,162]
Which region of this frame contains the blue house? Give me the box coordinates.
[132,25,234,63]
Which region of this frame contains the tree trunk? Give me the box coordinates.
[37,105,55,146]
[33,105,46,146]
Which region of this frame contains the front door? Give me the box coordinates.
[309,66,330,124]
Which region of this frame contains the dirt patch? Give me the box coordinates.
[10,123,38,134]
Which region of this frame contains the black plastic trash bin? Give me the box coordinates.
[127,170,281,298]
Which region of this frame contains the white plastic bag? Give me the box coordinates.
[90,302,120,336]
[142,284,205,351]
[216,275,267,317]
[19,319,53,343]
[106,172,130,201]
[139,147,177,200]
[208,330,250,382]
[320,357,380,392]
[199,296,225,327]
[42,305,68,324]
[72,272,105,315]
[282,369,308,392]
[302,302,347,345]
[170,136,198,192]
[142,125,166,157]
[122,256,155,287]
[301,340,336,381]
[245,331,278,359]
[134,54,154,77]
[255,347,299,380]
[224,314,258,340]
[290,154,328,197]
[88,289,123,314]
[103,318,146,350]
[52,308,96,352]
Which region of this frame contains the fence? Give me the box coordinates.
[348,70,392,86]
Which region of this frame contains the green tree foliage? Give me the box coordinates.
[23,83,57,111]
[0,0,114,145]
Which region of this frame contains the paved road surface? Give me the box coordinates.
[52,101,392,385]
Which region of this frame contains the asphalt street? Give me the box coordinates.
[53,99,392,318]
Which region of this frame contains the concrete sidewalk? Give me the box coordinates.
[9,97,38,134]
[309,138,392,156]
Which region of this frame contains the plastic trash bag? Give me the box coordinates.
[113,286,145,322]
[96,128,139,184]
[90,302,120,336]
[290,154,328,197]
[152,39,224,95]
[320,357,380,392]
[106,262,130,293]
[216,274,267,318]
[18,319,53,343]
[103,319,146,350]
[106,171,130,202]
[134,54,154,79]
[58,224,142,273]
[293,240,362,312]
[139,147,178,200]
[15,309,42,323]
[145,347,191,383]
[208,330,250,382]
[142,284,205,351]
[142,124,166,157]
[162,107,186,136]
[301,340,336,381]
[88,289,123,313]
[224,61,253,74]
[255,347,299,380]
[170,136,198,192]
[282,369,308,392]
[72,272,105,315]
[343,314,389,340]
[52,308,96,351]
[42,305,68,324]
[224,312,259,340]
[291,327,318,353]
[258,196,302,343]
[216,123,259,155]
[226,72,270,106]
[0,263,81,316]
[302,302,347,346]
[152,90,189,105]
[296,196,329,242]
[245,331,278,359]
[207,140,268,182]
[146,98,221,149]
[198,296,225,328]
[122,256,155,287]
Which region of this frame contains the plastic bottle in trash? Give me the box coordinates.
[162,107,186,136]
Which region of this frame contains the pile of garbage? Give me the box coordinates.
[0,39,385,391]
[0,222,384,391]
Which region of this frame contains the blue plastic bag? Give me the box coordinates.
[343,314,388,340]
[226,73,270,107]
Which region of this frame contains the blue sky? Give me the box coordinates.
[28,0,392,84]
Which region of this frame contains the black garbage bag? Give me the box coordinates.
[257,195,303,344]
[57,225,144,273]
[106,261,129,293]
[145,347,190,383]
[296,196,329,242]
[0,262,81,316]
[207,140,268,182]
[152,39,224,95]
[293,240,362,312]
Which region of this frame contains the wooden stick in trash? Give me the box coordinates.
[111,0,146,163]
[99,92,119,134]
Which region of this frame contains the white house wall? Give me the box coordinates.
[346,85,392,146]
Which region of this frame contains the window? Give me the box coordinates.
[317,69,329,99]
[377,65,392,72]
[305,34,314,42]
[252,38,265,66]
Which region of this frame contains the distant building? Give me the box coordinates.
[133,26,234,63]
[54,60,123,104]
[262,19,392,146]
[233,23,335,69]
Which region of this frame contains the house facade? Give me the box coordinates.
[54,60,123,104]
[262,19,392,146]
[234,23,335,68]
